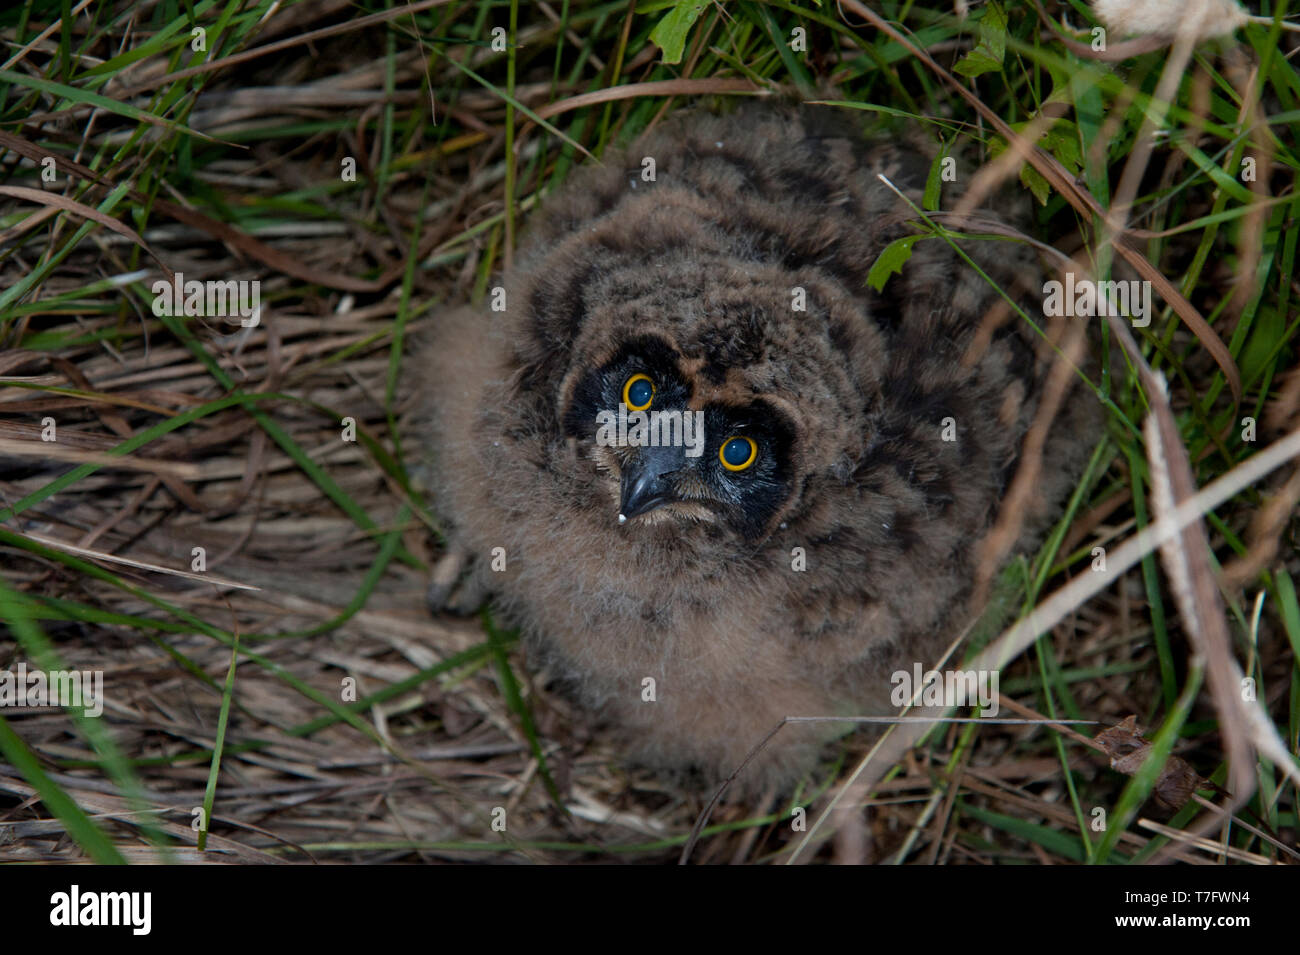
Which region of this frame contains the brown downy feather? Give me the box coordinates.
[406,102,1101,792]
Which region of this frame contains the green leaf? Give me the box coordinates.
[1238,305,1285,385]
[480,609,566,815]
[867,235,925,291]
[988,119,1082,206]
[0,716,128,864]
[197,629,240,852]
[1020,163,1051,206]
[1040,120,1083,172]
[953,1,1006,78]
[1276,569,1300,661]
[923,143,951,211]
[953,49,1002,78]
[0,580,129,864]
[0,68,214,141]
[650,0,710,64]
[960,803,1097,862]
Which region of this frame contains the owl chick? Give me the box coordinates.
[411,102,1097,792]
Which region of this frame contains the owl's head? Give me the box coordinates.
[507,236,888,548]
[496,104,937,550]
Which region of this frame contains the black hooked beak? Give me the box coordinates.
[617,444,684,524]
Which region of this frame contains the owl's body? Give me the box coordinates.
[413,103,1096,790]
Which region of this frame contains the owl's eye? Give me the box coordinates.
[622,373,655,411]
[719,435,758,471]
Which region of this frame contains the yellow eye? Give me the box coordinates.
[719,435,758,471]
[622,373,654,411]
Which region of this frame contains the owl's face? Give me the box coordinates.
[509,245,882,550]
[494,118,902,555]
[559,332,798,542]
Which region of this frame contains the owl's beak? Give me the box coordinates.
[617,444,682,523]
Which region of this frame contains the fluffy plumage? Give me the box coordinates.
[410,102,1098,791]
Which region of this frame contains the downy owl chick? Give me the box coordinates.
[412,102,1098,792]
